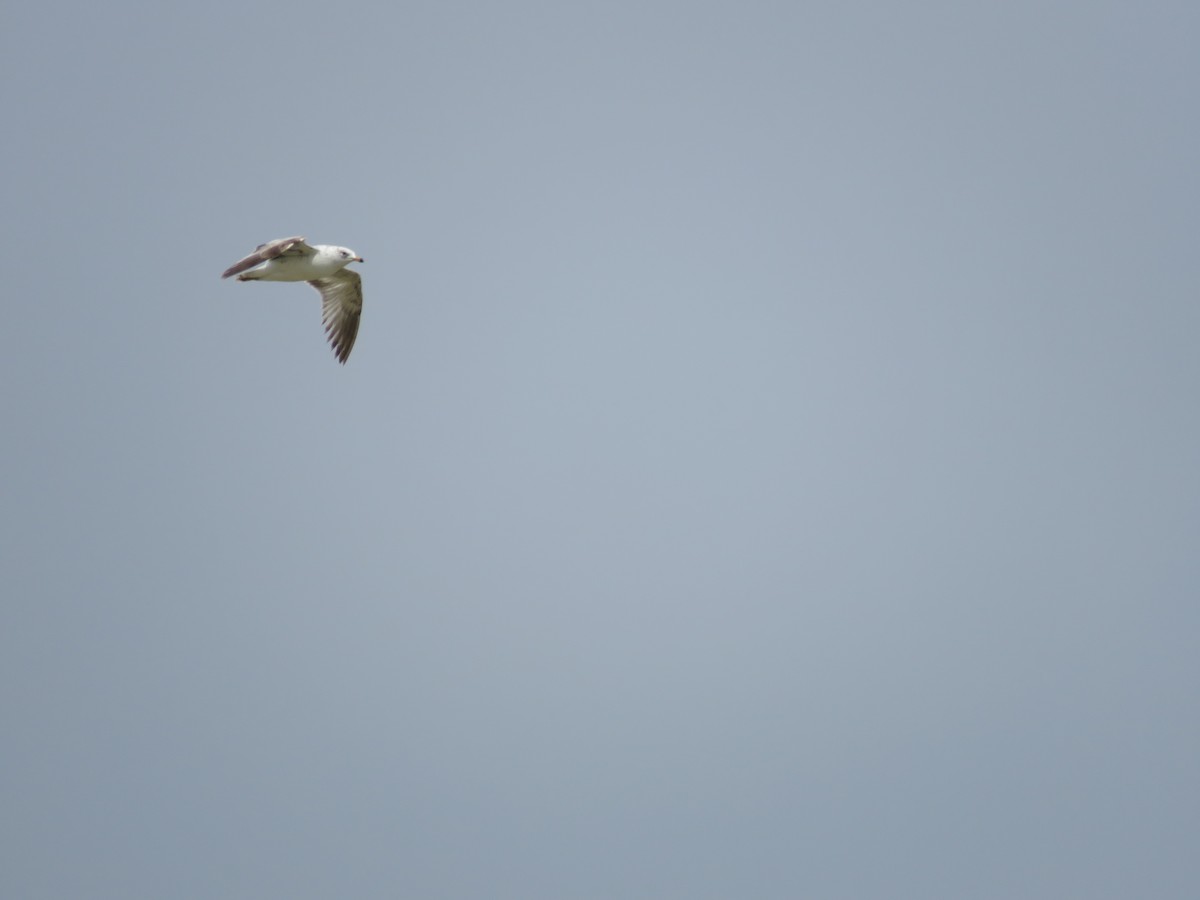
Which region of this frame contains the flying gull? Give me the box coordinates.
[221,236,364,364]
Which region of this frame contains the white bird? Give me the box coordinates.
[221,236,364,364]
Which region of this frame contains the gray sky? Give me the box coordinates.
[3,1,1198,897]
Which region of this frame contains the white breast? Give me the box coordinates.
[254,247,347,282]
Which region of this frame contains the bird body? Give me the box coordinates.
[221,236,365,364]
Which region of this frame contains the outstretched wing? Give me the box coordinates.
[309,269,363,364]
[220,236,315,279]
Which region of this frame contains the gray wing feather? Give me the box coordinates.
[309,269,363,364]
[220,236,315,279]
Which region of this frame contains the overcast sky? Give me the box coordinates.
[2,1,1198,897]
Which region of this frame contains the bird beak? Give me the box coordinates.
[355,257,364,263]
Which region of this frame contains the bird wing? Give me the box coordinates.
[310,269,363,364]
[220,236,316,279]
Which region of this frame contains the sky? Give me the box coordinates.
[2,1,1198,897]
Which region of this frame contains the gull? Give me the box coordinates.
[221,236,364,364]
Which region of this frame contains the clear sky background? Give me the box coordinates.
[2,1,1197,897]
